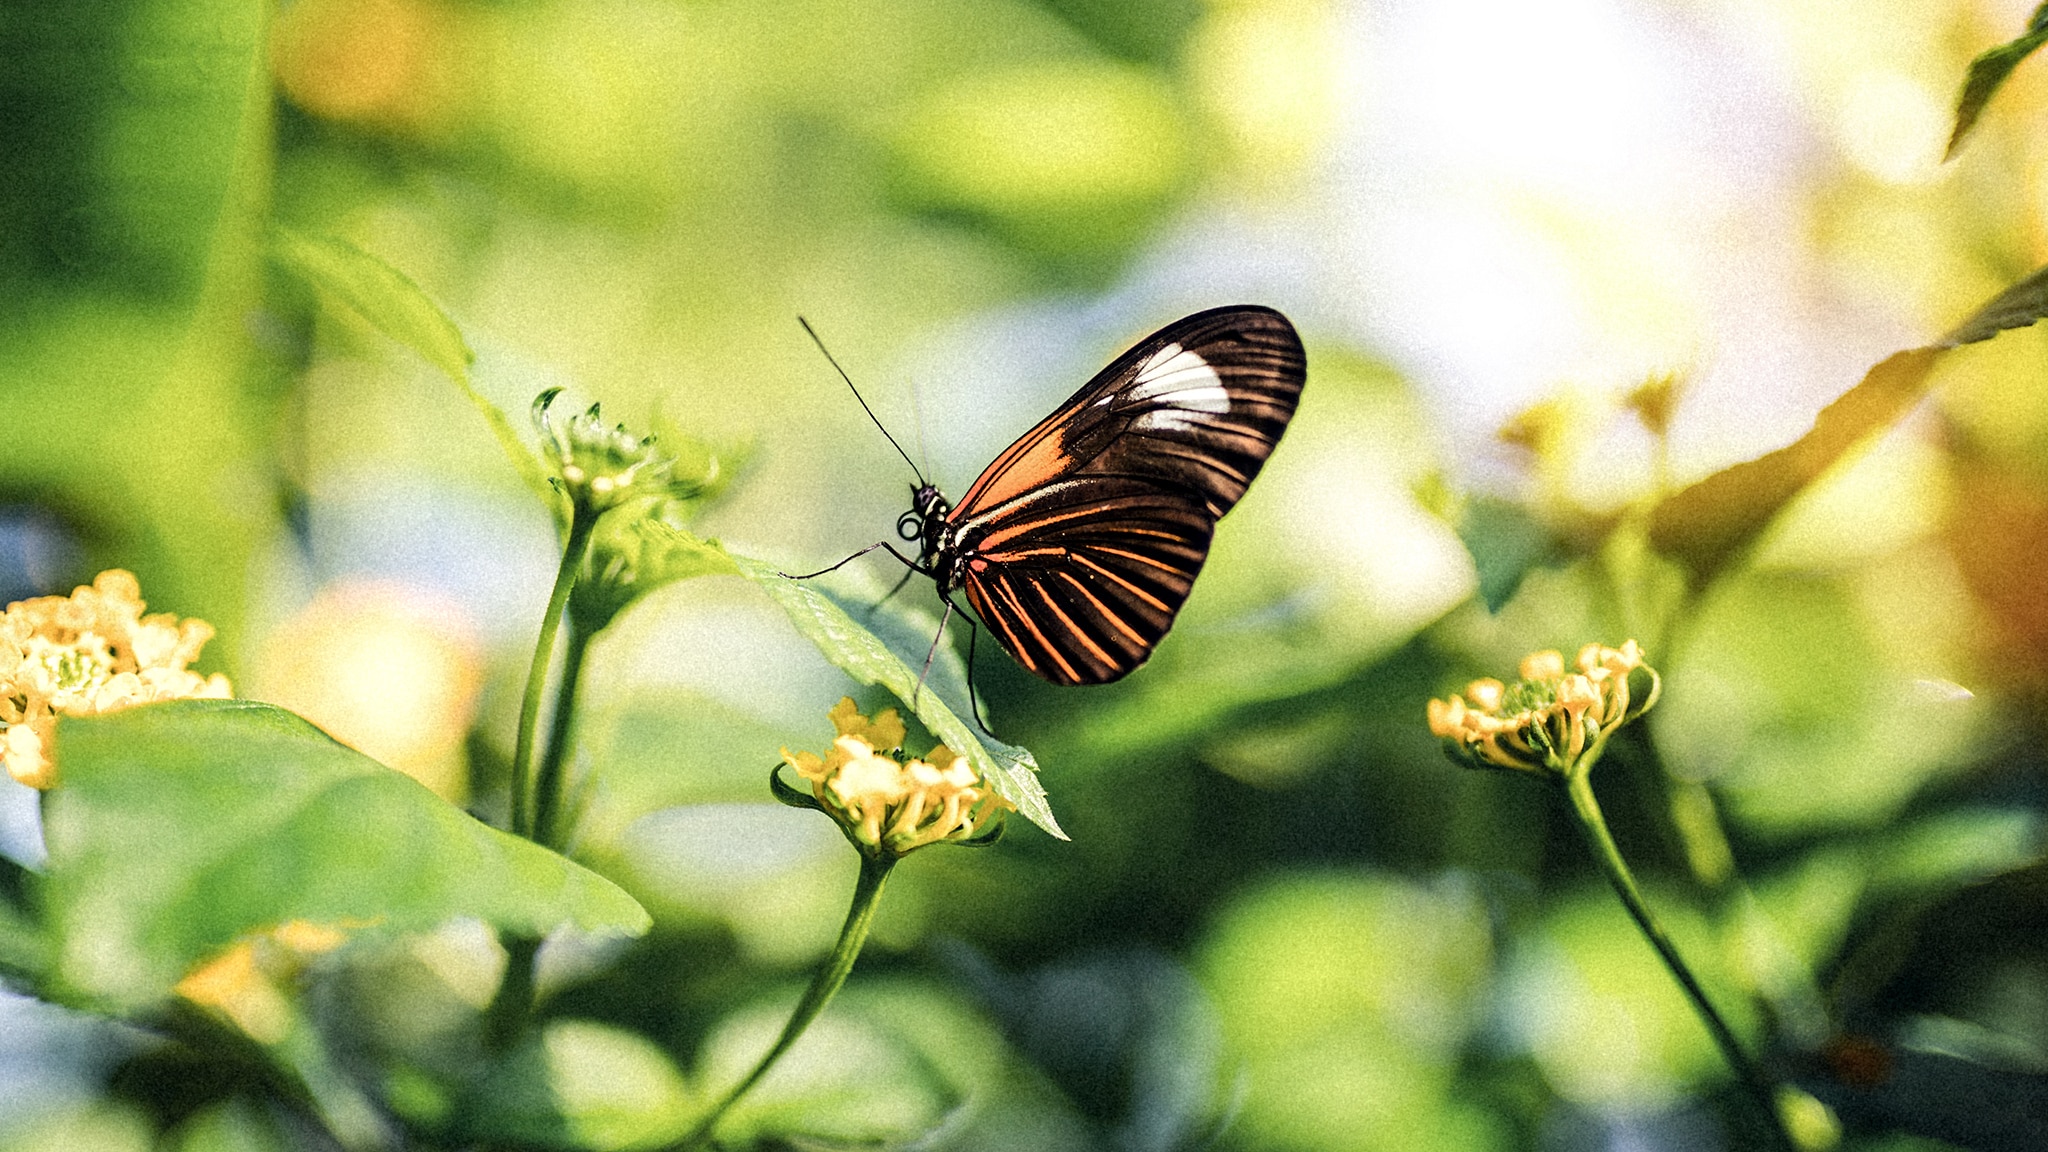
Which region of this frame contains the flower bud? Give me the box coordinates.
[532,389,679,518]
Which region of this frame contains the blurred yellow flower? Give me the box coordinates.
[1428,641,1657,779]
[781,698,1010,857]
[0,571,232,789]
[253,581,482,802]
[175,919,362,1045]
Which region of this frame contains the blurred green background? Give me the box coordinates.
[3,0,2047,1149]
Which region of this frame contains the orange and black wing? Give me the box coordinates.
[951,305,1306,519]
[946,306,1306,685]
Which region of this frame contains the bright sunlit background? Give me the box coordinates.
[4,0,2047,1148]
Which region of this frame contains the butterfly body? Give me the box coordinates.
[897,305,1306,686]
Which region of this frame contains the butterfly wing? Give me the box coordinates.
[946,306,1306,685]
[952,305,1306,519]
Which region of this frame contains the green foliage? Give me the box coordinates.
[1648,262,2048,591]
[267,227,551,504]
[462,1020,696,1150]
[1199,872,1498,1151]
[693,982,999,1149]
[11,3,2048,1149]
[0,0,275,648]
[39,701,648,1013]
[1945,3,2048,160]
[1457,497,1564,613]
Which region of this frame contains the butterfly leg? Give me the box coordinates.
[959,608,997,737]
[779,541,924,581]
[912,597,954,712]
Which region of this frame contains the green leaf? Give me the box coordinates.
[0,898,46,989]
[1646,347,1942,588]
[1938,261,2048,348]
[1456,497,1563,612]
[1648,261,2048,589]
[0,0,276,653]
[724,553,1064,841]
[267,227,551,503]
[268,227,474,384]
[570,519,741,634]
[1945,3,2048,160]
[459,1020,695,1150]
[40,700,650,1013]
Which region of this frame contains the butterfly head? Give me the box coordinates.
[899,483,952,569]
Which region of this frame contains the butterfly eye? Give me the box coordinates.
[897,511,924,541]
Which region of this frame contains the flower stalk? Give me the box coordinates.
[509,512,596,841]
[1430,642,1799,1150]
[1563,763,1794,1150]
[675,853,895,1151]
[532,618,593,852]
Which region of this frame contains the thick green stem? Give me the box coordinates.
[675,854,896,1151]
[511,512,596,839]
[484,934,542,1054]
[1563,769,1796,1150]
[533,621,593,851]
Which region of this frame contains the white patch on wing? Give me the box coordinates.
[1126,343,1229,412]
[1133,409,1212,433]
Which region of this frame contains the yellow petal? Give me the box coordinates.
[1519,650,1565,683]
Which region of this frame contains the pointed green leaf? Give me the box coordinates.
[41,700,650,1013]
[267,227,551,502]
[723,552,1063,840]
[1945,4,2048,160]
[1649,263,2048,589]
[1938,261,2048,348]
[268,227,473,382]
[1456,497,1563,612]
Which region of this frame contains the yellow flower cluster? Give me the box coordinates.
[1427,641,1657,778]
[782,698,1011,857]
[0,570,233,789]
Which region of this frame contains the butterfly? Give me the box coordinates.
[805,305,1307,687]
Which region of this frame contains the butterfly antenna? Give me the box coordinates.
[910,371,934,485]
[799,316,927,488]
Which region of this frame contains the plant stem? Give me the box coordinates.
[511,513,596,840]
[533,620,593,851]
[1563,769,1797,1151]
[484,934,542,1054]
[491,511,596,1052]
[675,854,896,1151]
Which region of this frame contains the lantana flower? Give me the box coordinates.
[0,570,233,789]
[1427,641,1658,779]
[777,697,1011,858]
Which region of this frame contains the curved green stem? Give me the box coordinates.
[1563,769,1796,1151]
[534,620,593,851]
[676,854,896,1151]
[511,512,597,839]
